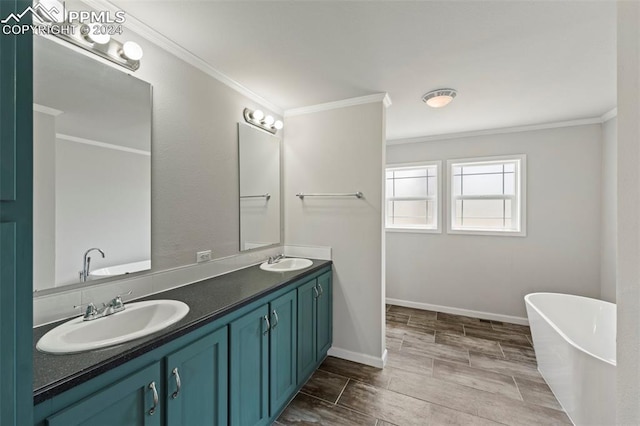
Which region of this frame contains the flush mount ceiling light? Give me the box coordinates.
[243,108,283,134]
[422,88,457,108]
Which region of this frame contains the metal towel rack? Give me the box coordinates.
[296,192,364,199]
[240,193,271,200]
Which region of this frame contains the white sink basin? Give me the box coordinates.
[260,258,313,272]
[37,300,189,354]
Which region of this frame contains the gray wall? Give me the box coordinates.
[33,111,57,291]
[616,1,640,422]
[386,124,603,319]
[284,102,386,365]
[600,117,617,303]
[125,31,282,271]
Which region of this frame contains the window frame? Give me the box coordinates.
[446,154,527,237]
[385,160,442,234]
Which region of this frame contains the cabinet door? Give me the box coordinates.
[269,289,297,415]
[316,271,333,359]
[297,279,317,383]
[166,326,228,426]
[46,363,161,426]
[230,304,270,426]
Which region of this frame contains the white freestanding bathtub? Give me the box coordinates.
[524,293,616,426]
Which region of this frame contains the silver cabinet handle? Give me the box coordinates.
[313,286,319,299]
[318,283,324,298]
[148,381,159,415]
[272,310,279,329]
[171,367,182,399]
[263,314,271,335]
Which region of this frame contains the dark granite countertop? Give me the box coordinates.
[33,259,332,404]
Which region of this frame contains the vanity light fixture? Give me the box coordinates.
[82,24,111,45]
[243,108,283,134]
[252,109,265,121]
[120,41,144,61]
[422,88,457,108]
[33,0,144,71]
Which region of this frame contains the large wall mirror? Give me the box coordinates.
[238,123,281,251]
[33,36,152,291]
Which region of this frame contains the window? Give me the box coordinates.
[386,162,441,232]
[448,155,526,236]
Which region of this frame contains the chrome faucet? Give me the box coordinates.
[79,248,105,282]
[79,294,127,321]
[267,254,285,264]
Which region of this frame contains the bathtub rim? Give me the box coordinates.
[524,292,616,367]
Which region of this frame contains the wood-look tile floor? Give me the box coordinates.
[275,305,571,426]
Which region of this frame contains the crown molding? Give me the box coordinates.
[57,134,151,156]
[33,103,63,116]
[600,107,617,122]
[387,116,608,146]
[285,93,392,117]
[383,93,393,108]
[83,0,283,115]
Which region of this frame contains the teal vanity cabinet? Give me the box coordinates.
[34,264,332,426]
[46,363,162,426]
[297,270,333,385]
[229,304,270,426]
[165,327,228,426]
[268,290,298,415]
[37,326,229,426]
[229,288,297,426]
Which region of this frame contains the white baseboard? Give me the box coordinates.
[327,346,386,369]
[386,297,529,325]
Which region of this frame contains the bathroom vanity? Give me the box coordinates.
[33,260,332,426]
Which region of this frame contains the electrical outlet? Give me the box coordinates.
[197,250,212,263]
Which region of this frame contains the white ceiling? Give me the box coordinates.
[111,1,616,141]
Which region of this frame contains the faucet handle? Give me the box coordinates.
[109,290,133,312]
[74,302,98,320]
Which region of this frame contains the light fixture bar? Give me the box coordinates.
[34,1,142,71]
[47,30,142,71]
[243,108,283,134]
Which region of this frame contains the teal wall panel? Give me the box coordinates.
[0,1,33,425]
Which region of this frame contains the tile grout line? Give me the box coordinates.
[511,375,525,402]
[498,342,506,358]
[334,378,350,405]
[298,388,382,423]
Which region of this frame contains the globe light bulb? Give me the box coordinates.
[121,41,144,61]
[252,110,265,121]
[264,115,275,126]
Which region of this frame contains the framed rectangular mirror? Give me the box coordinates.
[33,36,152,291]
[238,123,281,251]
